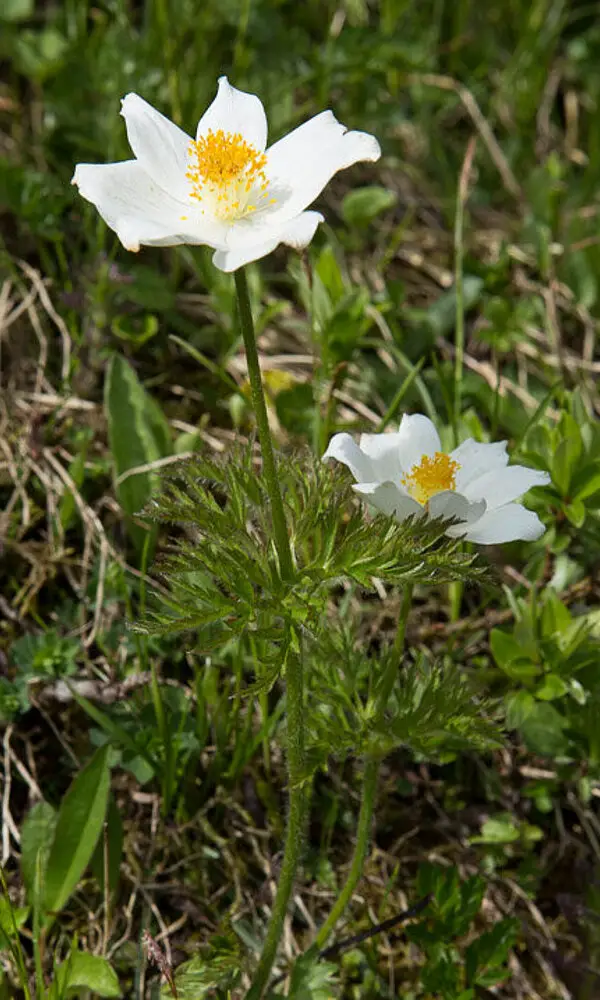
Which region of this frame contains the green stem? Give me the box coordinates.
[150,660,173,816]
[453,137,475,445]
[314,584,413,947]
[377,583,414,709]
[234,269,293,581]
[234,269,305,998]
[315,756,378,948]
[246,642,306,1000]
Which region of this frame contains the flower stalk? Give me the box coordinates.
[234,269,306,998]
[315,756,378,948]
[315,584,413,947]
[246,641,307,1000]
[234,269,293,580]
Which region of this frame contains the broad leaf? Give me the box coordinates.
[104,353,172,555]
[20,800,56,904]
[43,745,111,917]
[52,951,121,998]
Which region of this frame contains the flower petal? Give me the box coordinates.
[120,93,193,203]
[357,432,405,482]
[451,438,508,492]
[463,465,550,507]
[427,491,486,525]
[353,482,422,521]
[395,414,442,474]
[72,161,226,251]
[196,76,268,151]
[212,211,323,271]
[264,110,380,223]
[461,504,546,544]
[322,433,375,482]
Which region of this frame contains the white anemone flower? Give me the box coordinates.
[72,76,381,272]
[323,413,550,544]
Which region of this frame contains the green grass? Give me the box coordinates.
[2,0,600,997]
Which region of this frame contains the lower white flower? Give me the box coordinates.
[72,76,380,272]
[323,413,550,544]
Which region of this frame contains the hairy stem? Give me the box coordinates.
[247,642,306,999]
[315,756,378,948]
[378,583,414,708]
[453,136,476,444]
[314,584,413,947]
[234,269,293,581]
[234,270,305,998]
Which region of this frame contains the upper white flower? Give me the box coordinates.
[72,76,381,272]
[323,413,551,544]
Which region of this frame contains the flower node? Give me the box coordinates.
[402,452,460,505]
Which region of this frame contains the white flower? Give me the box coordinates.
[72,76,381,272]
[323,413,551,544]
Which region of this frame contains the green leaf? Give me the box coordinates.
[552,413,582,493]
[315,245,345,303]
[490,628,528,668]
[535,673,568,701]
[519,702,568,756]
[490,628,539,679]
[540,591,572,636]
[573,466,600,502]
[0,898,29,939]
[53,951,121,998]
[279,949,338,999]
[104,354,172,554]
[476,814,520,844]
[564,498,585,528]
[43,745,111,917]
[165,935,241,999]
[505,690,535,729]
[341,185,397,227]
[90,796,123,898]
[20,800,56,904]
[465,918,519,987]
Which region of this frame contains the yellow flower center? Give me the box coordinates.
[402,452,460,505]
[185,129,271,221]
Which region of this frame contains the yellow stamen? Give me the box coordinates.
[402,452,460,505]
[186,128,270,220]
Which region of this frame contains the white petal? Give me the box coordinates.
[395,414,442,474]
[463,465,550,508]
[322,433,374,482]
[427,491,486,524]
[264,111,380,223]
[461,504,546,544]
[196,76,267,151]
[212,211,323,272]
[120,93,193,203]
[72,161,226,251]
[353,482,422,521]
[276,209,324,248]
[451,438,508,492]
[357,432,405,482]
